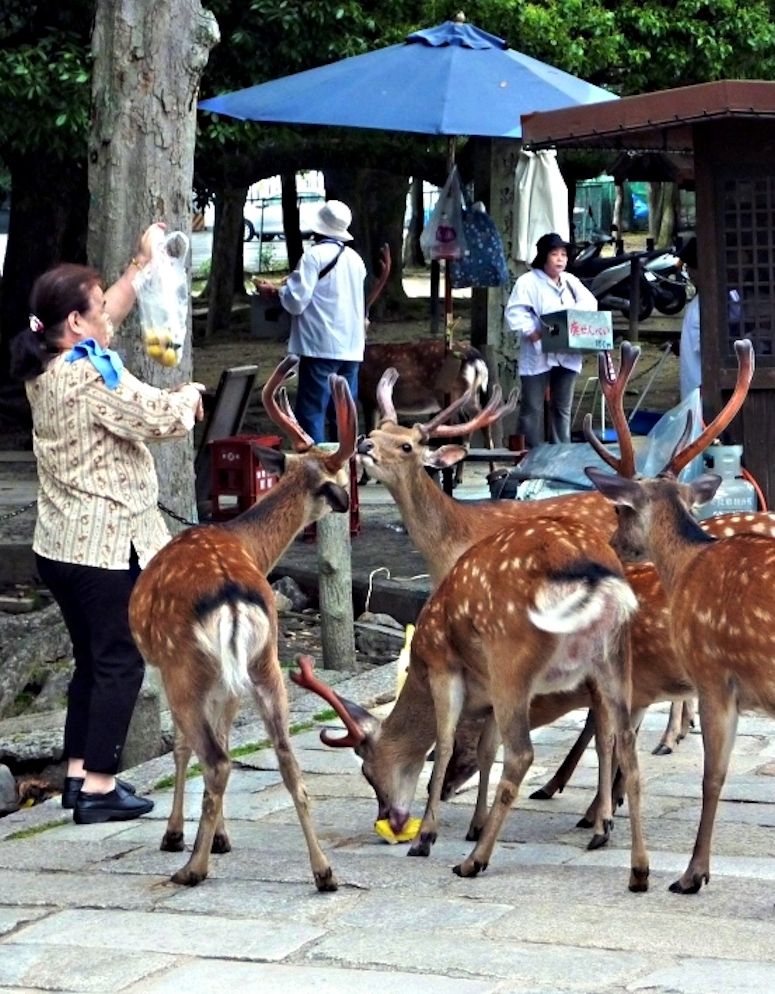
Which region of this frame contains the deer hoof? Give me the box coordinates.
[465,824,482,842]
[453,858,487,878]
[529,786,553,800]
[587,828,611,851]
[576,816,594,829]
[211,832,231,854]
[669,870,706,895]
[171,866,207,887]
[160,831,185,852]
[629,866,650,893]
[314,867,338,892]
[652,743,673,756]
[408,833,434,857]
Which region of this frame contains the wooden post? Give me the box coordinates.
[315,445,355,670]
[628,255,642,343]
[430,260,441,334]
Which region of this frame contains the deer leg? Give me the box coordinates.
[409,673,465,858]
[670,688,738,895]
[454,698,533,878]
[585,688,615,850]
[160,724,192,852]
[210,695,241,854]
[654,697,695,755]
[251,657,337,893]
[577,706,644,828]
[531,708,596,802]
[601,690,650,893]
[168,715,232,887]
[466,713,499,842]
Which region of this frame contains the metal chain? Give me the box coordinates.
[157,501,199,527]
[0,499,37,521]
[0,498,199,528]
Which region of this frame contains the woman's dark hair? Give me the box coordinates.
[9,263,101,381]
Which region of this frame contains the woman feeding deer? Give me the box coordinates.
[9,223,205,825]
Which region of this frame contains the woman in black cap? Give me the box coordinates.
[505,232,597,447]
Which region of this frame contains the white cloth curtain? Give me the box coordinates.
[511,150,570,266]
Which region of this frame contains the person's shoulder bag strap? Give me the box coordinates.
[317,238,346,279]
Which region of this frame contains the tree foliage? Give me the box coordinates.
[0,2,93,160]
[602,0,775,94]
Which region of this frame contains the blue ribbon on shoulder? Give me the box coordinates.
[65,338,125,390]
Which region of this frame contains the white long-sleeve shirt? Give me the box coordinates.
[679,294,701,399]
[279,240,366,361]
[505,267,598,375]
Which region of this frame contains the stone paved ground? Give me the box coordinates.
[0,673,774,993]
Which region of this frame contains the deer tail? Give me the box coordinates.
[193,583,272,697]
[528,564,637,635]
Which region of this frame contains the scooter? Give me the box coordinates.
[568,243,655,321]
[643,251,691,315]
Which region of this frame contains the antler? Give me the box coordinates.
[366,243,392,313]
[582,342,641,478]
[289,654,365,747]
[662,338,754,477]
[376,367,400,424]
[262,355,315,453]
[322,374,359,473]
[422,384,520,440]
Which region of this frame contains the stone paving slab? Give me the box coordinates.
[0,942,176,993]
[123,961,499,994]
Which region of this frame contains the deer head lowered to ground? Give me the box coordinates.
[128,354,357,890]
[293,490,651,890]
[351,353,775,833]
[586,338,775,895]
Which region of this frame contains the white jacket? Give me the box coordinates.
[505,267,598,375]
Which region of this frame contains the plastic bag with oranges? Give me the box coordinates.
[133,229,190,368]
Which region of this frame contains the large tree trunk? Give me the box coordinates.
[281,171,303,270]
[206,184,248,338]
[88,0,219,527]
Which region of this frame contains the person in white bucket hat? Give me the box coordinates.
[256,199,366,441]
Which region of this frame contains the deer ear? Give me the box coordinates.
[252,444,286,477]
[690,473,723,507]
[318,481,349,513]
[423,444,468,470]
[585,467,641,508]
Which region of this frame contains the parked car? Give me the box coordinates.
[243,192,325,242]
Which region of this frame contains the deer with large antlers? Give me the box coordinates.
[586,339,775,894]
[332,350,775,837]
[127,355,357,890]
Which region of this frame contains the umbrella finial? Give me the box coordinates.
[454,11,466,22]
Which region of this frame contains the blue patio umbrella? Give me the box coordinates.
[199,17,616,335]
[199,19,616,139]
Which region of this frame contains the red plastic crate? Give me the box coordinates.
[209,434,283,521]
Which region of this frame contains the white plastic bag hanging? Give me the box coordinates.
[420,166,468,261]
[133,228,190,368]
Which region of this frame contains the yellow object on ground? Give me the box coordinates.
[374,817,423,845]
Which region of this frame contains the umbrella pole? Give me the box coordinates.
[444,136,456,353]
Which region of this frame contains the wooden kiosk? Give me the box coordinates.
[521,80,775,505]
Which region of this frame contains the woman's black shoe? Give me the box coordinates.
[73,783,153,824]
[61,776,137,810]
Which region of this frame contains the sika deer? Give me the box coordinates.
[294,502,650,891]
[128,355,357,889]
[355,354,775,819]
[586,338,775,894]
